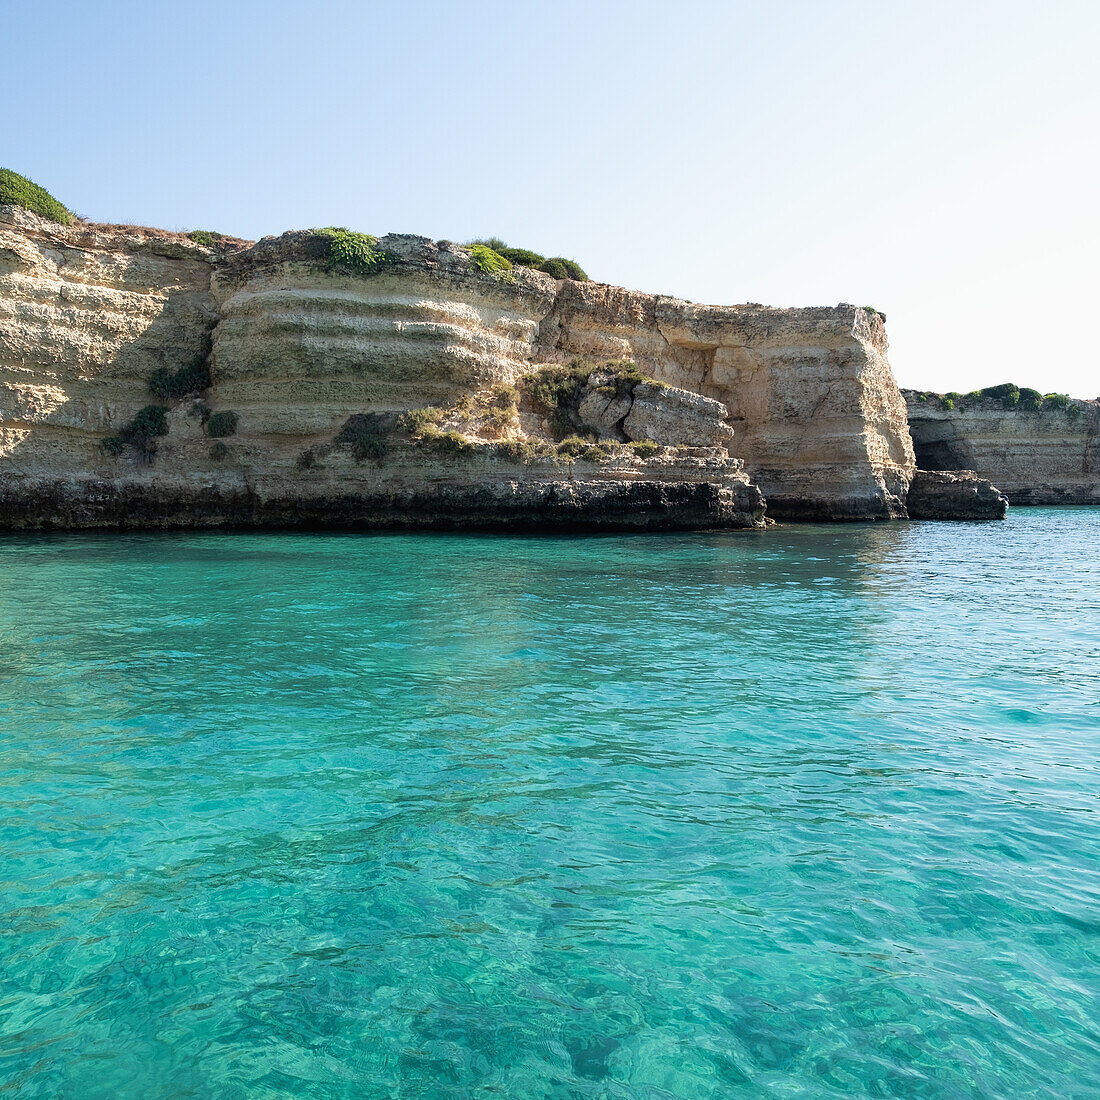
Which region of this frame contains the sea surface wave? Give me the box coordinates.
[1,509,1098,1097]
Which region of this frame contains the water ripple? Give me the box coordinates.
[1,510,1099,1097]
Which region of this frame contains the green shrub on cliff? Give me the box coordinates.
[523,359,653,439]
[493,439,555,464]
[978,383,1020,408]
[420,429,476,457]
[537,257,588,281]
[498,246,545,267]
[1043,392,1073,411]
[524,362,591,436]
[556,436,612,461]
[465,239,589,280]
[101,404,169,457]
[335,413,392,462]
[591,360,645,398]
[0,169,73,225]
[205,410,238,437]
[467,238,545,267]
[1018,387,1044,411]
[629,440,660,458]
[148,355,211,400]
[397,407,445,435]
[188,230,224,247]
[466,244,512,276]
[490,384,518,409]
[317,228,393,276]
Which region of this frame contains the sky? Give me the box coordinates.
[4,0,1098,396]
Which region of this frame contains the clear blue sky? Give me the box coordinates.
[5,0,1098,396]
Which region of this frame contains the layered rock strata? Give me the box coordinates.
[905,469,1008,520]
[0,212,765,530]
[544,286,914,519]
[905,391,1100,505]
[1,202,988,530]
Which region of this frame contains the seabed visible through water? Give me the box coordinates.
[1,509,1098,1097]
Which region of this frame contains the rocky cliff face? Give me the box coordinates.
[0,202,957,530]
[905,469,1008,520]
[544,287,914,519]
[905,390,1100,505]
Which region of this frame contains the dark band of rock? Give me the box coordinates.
[905,470,1008,520]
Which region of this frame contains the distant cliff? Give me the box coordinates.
[1,199,997,530]
[905,388,1099,505]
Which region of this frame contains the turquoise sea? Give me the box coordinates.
[1,509,1098,1098]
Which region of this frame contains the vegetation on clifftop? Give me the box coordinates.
[316,228,394,276]
[912,383,1083,416]
[537,257,588,281]
[188,230,224,247]
[0,168,73,225]
[466,238,589,281]
[466,244,513,277]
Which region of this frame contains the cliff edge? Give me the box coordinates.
[905,388,1099,505]
[0,199,990,530]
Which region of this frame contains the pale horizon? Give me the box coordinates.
[6,0,1098,398]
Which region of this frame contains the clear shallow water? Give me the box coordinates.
[1,510,1098,1099]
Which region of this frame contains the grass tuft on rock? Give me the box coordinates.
[188,230,224,248]
[316,228,394,276]
[416,429,476,457]
[397,407,445,436]
[205,410,238,437]
[493,439,555,464]
[0,168,73,225]
[466,244,512,276]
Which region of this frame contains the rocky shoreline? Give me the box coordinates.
[0,203,1040,530]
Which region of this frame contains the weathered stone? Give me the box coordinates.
[623,382,734,448]
[905,469,1008,520]
[576,376,632,440]
[545,287,915,518]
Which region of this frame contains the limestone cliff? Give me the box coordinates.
[0,201,950,530]
[545,288,914,519]
[905,390,1100,505]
